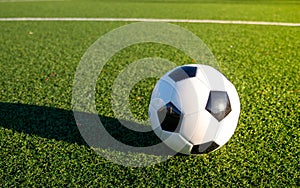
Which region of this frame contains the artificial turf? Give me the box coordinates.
[0,0,299,187]
[0,0,300,22]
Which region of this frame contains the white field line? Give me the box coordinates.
[0,17,299,27]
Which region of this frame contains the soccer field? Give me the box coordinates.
[0,0,299,186]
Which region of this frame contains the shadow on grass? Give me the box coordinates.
[0,102,173,155]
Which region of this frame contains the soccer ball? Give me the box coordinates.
[148,64,240,155]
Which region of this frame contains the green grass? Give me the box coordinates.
[0,0,299,187]
[0,0,300,22]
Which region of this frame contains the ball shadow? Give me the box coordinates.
[0,102,175,156]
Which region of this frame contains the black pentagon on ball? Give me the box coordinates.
[169,66,197,82]
[191,141,219,154]
[205,91,231,122]
[157,102,182,133]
